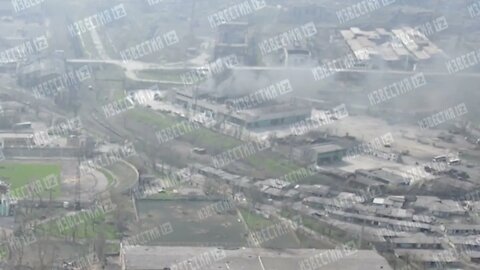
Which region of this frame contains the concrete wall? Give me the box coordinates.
[17,199,93,209]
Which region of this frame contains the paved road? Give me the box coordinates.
[67,58,480,85]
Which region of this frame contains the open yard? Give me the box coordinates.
[245,151,300,177]
[239,208,303,249]
[126,108,242,153]
[0,162,62,197]
[127,108,175,129]
[239,208,274,231]
[136,199,248,247]
[39,212,119,240]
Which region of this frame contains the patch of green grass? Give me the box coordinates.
[99,168,115,187]
[95,64,125,81]
[0,163,61,197]
[0,243,8,261]
[239,208,274,231]
[127,108,241,152]
[280,210,347,244]
[246,152,300,176]
[135,69,185,82]
[39,212,118,240]
[127,108,176,129]
[302,216,347,242]
[0,163,60,189]
[105,243,120,254]
[185,128,242,151]
[79,34,98,59]
[147,192,176,200]
[113,89,126,100]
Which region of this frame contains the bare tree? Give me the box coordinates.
[146,145,157,171]
[13,239,24,270]
[84,219,88,238]
[0,230,8,261]
[31,184,43,205]
[36,239,48,270]
[203,179,217,196]
[111,193,128,236]
[94,232,106,267]
[71,225,78,244]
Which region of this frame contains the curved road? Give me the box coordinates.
[66,58,480,85]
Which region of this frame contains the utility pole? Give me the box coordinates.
[193,84,198,118]
[189,0,197,47]
[74,146,82,210]
[359,218,365,249]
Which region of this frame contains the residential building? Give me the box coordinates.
[390,234,443,249]
[412,196,466,218]
[356,169,410,186]
[312,144,347,164]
